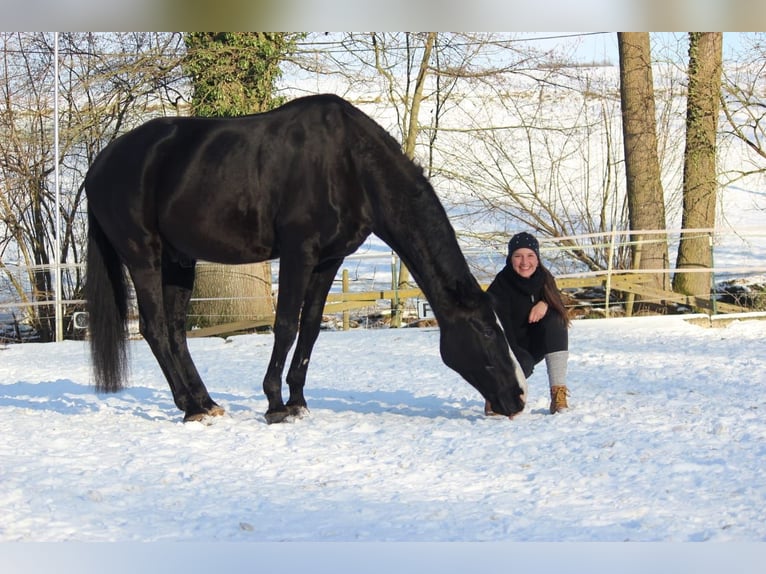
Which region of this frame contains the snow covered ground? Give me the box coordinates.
[1,313,765,570]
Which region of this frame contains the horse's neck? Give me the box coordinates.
[353,115,481,315]
[376,207,480,319]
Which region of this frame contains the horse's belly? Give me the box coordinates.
[161,218,276,265]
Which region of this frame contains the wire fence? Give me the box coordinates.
[1,227,765,340]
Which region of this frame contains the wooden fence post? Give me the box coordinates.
[390,253,401,328]
[605,227,617,317]
[709,232,717,315]
[626,241,642,317]
[342,269,350,331]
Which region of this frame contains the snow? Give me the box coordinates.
[2,313,766,570]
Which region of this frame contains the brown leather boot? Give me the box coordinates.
[549,385,569,414]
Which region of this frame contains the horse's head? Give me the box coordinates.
[439,301,527,418]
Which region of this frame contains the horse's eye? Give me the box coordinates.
[483,328,494,338]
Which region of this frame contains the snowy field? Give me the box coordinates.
[1,314,765,570]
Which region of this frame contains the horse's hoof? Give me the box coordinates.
[183,405,225,423]
[286,404,309,418]
[183,411,208,423]
[207,404,226,417]
[264,410,290,424]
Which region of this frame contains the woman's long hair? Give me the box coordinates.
[540,263,571,327]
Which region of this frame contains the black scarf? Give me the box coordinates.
[503,265,546,300]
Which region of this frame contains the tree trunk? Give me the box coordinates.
[391,32,436,327]
[183,33,293,329]
[673,33,723,301]
[618,32,670,294]
[188,262,274,330]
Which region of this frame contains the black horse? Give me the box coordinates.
[84,94,527,423]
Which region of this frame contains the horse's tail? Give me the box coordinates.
[85,208,129,393]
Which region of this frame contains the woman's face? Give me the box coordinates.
[511,247,539,279]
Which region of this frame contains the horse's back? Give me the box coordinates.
[86,94,361,193]
[84,95,383,265]
[86,94,390,195]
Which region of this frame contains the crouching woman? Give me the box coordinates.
[487,232,571,415]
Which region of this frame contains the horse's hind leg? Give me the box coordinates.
[285,258,344,417]
[129,263,215,422]
[162,257,223,421]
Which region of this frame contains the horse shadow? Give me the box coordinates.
[0,379,239,423]
[0,379,103,415]
[0,379,486,423]
[263,387,484,421]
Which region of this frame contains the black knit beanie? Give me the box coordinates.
[507,232,540,259]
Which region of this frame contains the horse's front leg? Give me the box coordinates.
[263,256,314,424]
[285,259,344,417]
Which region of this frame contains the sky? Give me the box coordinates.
[521,32,755,66]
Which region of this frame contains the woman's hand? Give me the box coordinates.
[528,300,548,323]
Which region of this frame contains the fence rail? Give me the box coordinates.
[2,227,765,339]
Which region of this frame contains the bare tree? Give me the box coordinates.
[289,34,630,281]
[673,33,723,300]
[441,64,631,277]
[720,33,766,180]
[618,32,670,293]
[291,32,477,324]
[1,32,187,340]
[371,32,436,325]
[1,33,52,324]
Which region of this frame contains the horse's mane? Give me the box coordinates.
[325,96,489,315]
